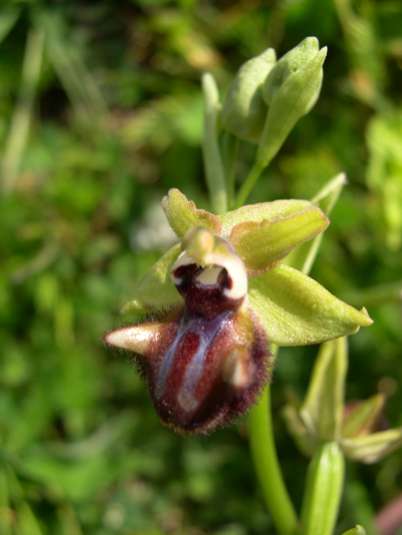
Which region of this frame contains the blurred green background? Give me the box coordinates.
[1,1,402,534]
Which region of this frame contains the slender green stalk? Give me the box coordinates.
[235,161,265,207]
[2,28,45,194]
[248,384,298,535]
[222,133,239,209]
[202,73,228,214]
[300,442,345,535]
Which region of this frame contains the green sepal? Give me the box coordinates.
[121,244,182,314]
[221,48,276,143]
[341,525,366,535]
[161,188,221,238]
[248,264,373,346]
[229,203,328,272]
[301,338,347,441]
[257,38,326,168]
[221,199,318,236]
[342,394,385,438]
[341,428,402,464]
[282,403,317,456]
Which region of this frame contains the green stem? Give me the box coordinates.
[300,442,345,535]
[235,161,265,207]
[248,384,299,535]
[202,73,228,214]
[225,136,240,209]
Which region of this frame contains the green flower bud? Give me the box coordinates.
[300,442,345,535]
[284,336,402,464]
[262,37,322,107]
[257,37,327,167]
[221,48,276,143]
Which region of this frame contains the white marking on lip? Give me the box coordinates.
[154,317,185,400]
[171,249,248,301]
[171,252,196,284]
[210,253,247,300]
[196,265,222,285]
[177,312,230,412]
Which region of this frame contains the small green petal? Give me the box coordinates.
[121,244,182,314]
[341,428,402,463]
[230,204,328,271]
[300,338,347,441]
[161,188,221,238]
[221,199,317,236]
[342,394,385,438]
[248,264,373,346]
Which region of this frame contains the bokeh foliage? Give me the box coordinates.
[1,1,401,533]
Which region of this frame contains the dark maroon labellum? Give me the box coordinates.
[105,249,270,434]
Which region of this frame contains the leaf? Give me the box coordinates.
[341,428,402,464]
[301,338,347,441]
[121,244,183,314]
[19,451,138,502]
[230,204,328,272]
[161,189,221,238]
[248,264,373,346]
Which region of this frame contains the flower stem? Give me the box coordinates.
[300,442,345,535]
[248,384,298,535]
[235,161,265,207]
[222,133,239,209]
[202,73,228,214]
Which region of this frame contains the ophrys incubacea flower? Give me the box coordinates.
[104,189,372,434]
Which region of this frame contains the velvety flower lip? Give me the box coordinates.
[105,226,271,433]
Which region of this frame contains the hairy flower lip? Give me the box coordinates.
[105,303,270,434]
